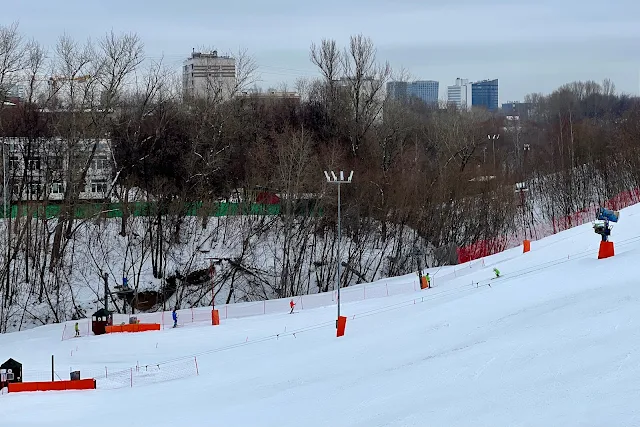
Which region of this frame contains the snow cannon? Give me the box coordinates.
[594,207,618,259]
[596,207,619,223]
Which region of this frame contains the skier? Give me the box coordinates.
[289,299,296,314]
[74,322,80,337]
[493,267,501,278]
[425,273,430,288]
[172,308,178,328]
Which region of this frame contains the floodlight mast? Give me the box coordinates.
[488,134,500,170]
[324,170,354,326]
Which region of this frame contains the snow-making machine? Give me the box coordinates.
[593,207,619,242]
[593,207,619,259]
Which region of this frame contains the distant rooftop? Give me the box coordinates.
[187,49,232,60]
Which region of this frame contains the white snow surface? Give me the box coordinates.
[2,203,640,426]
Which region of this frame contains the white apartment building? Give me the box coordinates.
[182,50,236,100]
[7,84,26,100]
[447,78,470,110]
[1,137,112,202]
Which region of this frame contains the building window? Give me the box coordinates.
[26,157,41,171]
[8,156,20,170]
[90,179,107,194]
[92,156,108,171]
[51,182,64,194]
[27,181,42,197]
[49,156,62,170]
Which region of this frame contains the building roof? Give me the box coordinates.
[93,308,112,317]
[1,358,22,369]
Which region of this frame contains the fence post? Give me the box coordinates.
[130,368,133,388]
[194,357,199,375]
[105,367,108,378]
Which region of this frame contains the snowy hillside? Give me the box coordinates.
[2,203,640,426]
[1,211,443,332]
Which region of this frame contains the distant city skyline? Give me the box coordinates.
[6,0,640,103]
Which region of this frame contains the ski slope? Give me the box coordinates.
[2,204,640,426]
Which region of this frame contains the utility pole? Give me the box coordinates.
[0,141,5,330]
[205,257,228,326]
[2,141,7,221]
[103,272,109,312]
[324,170,353,327]
[209,261,216,310]
[487,134,500,170]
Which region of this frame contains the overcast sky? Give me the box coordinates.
[6,0,640,103]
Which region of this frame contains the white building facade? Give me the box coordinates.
[447,78,470,110]
[182,50,236,101]
[1,137,112,203]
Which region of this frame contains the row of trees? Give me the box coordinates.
[1,22,639,331]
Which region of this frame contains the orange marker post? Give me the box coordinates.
[336,316,347,337]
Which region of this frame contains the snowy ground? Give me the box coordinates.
[2,205,640,426]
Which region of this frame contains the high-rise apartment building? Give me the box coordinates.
[386,81,408,102]
[407,80,439,104]
[183,50,236,100]
[471,79,499,111]
[386,80,439,105]
[447,78,470,110]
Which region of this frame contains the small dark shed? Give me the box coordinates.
[0,358,22,388]
[92,308,113,335]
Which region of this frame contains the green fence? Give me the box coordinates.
[0,201,322,219]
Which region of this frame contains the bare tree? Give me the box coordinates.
[310,39,342,87]
[230,48,258,97]
[341,34,391,154]
[0,22,25,100]
[95,30,144,110]
[49,32,145,269]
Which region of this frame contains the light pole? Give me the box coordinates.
[2,141,7,220]
[205,257,229,325]
[208,260,216,311]
[1,141,8,330]
[487,134,500,170]
[324,170,353,327]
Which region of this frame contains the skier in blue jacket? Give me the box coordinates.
[172,308,178,328]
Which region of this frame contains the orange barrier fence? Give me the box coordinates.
[8,379,96,393]
[105,323,161,333]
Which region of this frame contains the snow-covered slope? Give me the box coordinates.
[2,204,640,426]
